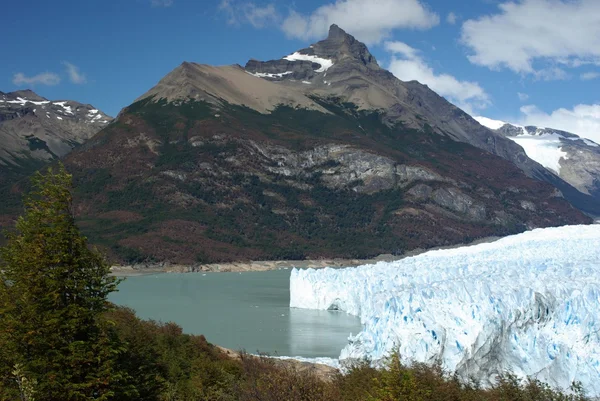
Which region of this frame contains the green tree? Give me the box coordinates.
[0,164,128,400]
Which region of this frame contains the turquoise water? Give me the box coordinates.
[109,270,361,358]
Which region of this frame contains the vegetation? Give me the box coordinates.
[0,164,126,400]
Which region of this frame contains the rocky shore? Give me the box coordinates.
[109,236,500,275]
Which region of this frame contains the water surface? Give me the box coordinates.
[109,270,361,358]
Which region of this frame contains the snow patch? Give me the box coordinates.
[56,116,63,120]
[473,116,507,130]
[508,132,568,174]
[7,97,50,106]
[290,225,600,396]
[283,52,334,73]
[248,71,293,79]
[53,101,73,114]
[302,81,311,84]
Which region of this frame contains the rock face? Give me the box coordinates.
[0,90,112,188]
[476,116,600,207]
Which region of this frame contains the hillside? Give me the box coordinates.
[62,91,588,263]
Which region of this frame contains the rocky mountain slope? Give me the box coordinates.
[48,27,591,264]
[475,116,600,201]
[129,26,600,216]
[0,89,112,189]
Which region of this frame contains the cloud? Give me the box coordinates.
[219,0,278,28]
[461,0,600,78]
[385,41,490,114]
[151,0,173,7]
[532,67,568,81]
[518,103,600,143]
[281,0,439,44]
[517,92,529,101]
[12,72,60,86]
[581,72,600,81]
[62,62,87,84]
[446,12,457,25]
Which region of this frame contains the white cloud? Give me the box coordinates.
[220,0,278,28]
[532,67,569,81]
[517,92,529,101]
[581,72,600,81]
[151,0,173,7]
[461,0,600,78]
[281,0,439,45]
[384,41,419,59]
[62,61,87,84]
[12,72,60,86]
[446,12,457,25]
[518,104,600,143]
[385,41,490,114]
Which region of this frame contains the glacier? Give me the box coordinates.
[290,225,600,395]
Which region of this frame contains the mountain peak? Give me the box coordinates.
[328,24,348,41]
[244,24,379,83]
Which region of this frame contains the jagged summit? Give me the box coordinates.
[327,24,347,40]
[245,24,379,82]
[320,24,379,68]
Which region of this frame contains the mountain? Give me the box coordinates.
[475,116,600,200]
[0,89,112,189]
[242,25,600,215]
[37,25,591,264]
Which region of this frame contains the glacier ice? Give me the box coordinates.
[290,225,600,395]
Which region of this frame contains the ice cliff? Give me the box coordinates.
[290,225,600,395]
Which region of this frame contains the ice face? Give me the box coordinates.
[290,225,600,395]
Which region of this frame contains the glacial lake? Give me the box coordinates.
[109,269,362,358]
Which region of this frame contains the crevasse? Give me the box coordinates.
[290,225,600,396]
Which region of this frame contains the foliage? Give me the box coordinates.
[0,164,130,400]
[105,307,242,401]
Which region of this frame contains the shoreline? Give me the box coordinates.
[216,346,340,381]
[109,235,501,275]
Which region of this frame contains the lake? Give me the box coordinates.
[109,269,362,358]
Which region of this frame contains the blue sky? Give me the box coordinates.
[4,0,600,141]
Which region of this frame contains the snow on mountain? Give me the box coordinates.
[290,225,600,395]
[283,52,334,72]
[473,116,507,130]
[474,116,600,199]
[0,90,113,170]
[475,116,568,173]
[509,132,569,174]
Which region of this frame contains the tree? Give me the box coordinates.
[0,164,128,400]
